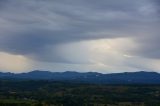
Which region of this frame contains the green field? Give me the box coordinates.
[0,80,160,106]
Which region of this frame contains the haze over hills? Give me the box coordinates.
[1,70,160,84]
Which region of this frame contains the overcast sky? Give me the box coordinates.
[0,0,160,73]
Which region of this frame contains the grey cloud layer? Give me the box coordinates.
[0,0,159,63]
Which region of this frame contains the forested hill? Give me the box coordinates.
[0,70,160,84]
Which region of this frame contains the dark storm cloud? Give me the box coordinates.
[155,0,160,17]
[154,0,160,10]
[0,0,159,63]
[132,32,160,59]
[127,0,160,59]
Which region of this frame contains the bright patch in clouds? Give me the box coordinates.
[59,38,136,64]
[44,38,160,73]
[0,52,30,73]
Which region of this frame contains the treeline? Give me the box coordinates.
[0,79,160,106]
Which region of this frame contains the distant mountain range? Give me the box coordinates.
[1,70,160,84]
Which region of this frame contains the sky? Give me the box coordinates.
[0,0,160,73]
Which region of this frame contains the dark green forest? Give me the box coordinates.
[0,79,160,106]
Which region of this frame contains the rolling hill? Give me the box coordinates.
[0,70,160,84]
